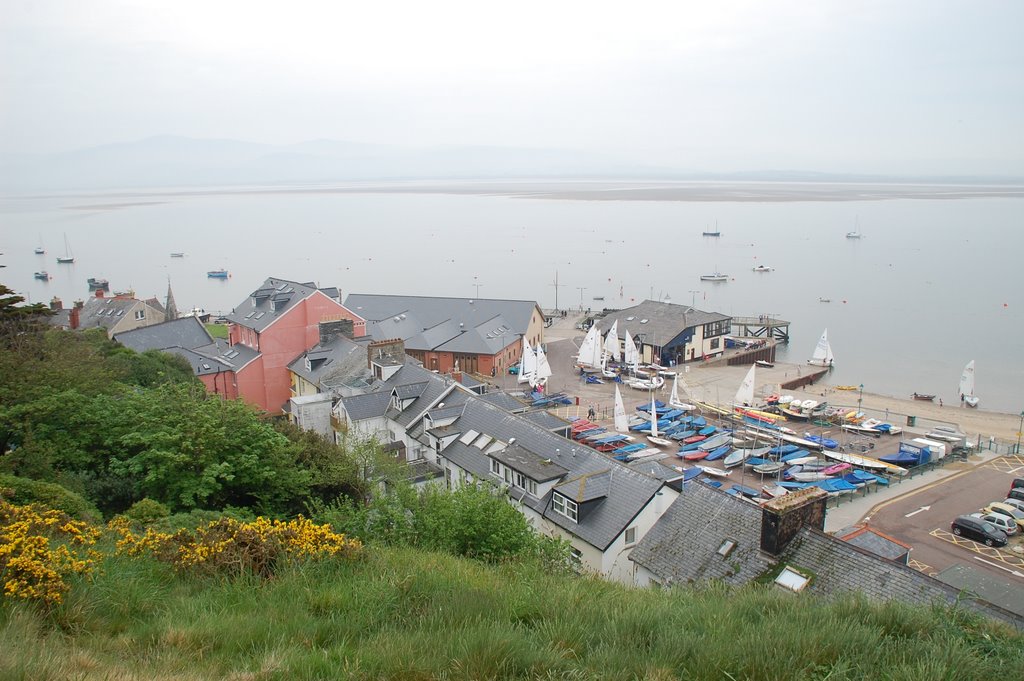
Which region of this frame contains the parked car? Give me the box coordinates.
[1000,497,1024,514]
[950,515,1008,547]
[983,502,1024,531]
[508,363,520,375]
[1009,477,1024,496]
[1008,486,1024,503]
[970,512,1017,536]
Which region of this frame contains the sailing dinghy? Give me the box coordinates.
[959,360,979,408]
[807,328,834,367]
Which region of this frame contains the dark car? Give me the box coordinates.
[1008,487,1024,503]
[1008,478,1024,497]
[951,515,1008,547]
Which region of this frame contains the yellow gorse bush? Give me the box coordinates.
[109,515,361,578]
[0,499,101,605]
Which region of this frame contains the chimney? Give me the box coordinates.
[49,297,63,311]
[759,487,827,556]
[319,317,354,345]
[367,338,405,368]
[70,303,81,329]
[94,289,105,298]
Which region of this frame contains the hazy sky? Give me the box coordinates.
[2,0,1022,174]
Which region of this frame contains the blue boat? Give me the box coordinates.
[730,484,760,497]
[613,443,647,454]
[680,467,703,482]
[207,269,229,279]
[704,445,731,461]
[780,449,811,462]
[703,479,724,488]
[879,442,930,467]
[678,441,704,453]
[805,435,838,449]
[697,425,716,436]
[636,400,667,413]
[745,457,771,467]
[777,481,810,489]
[769,444,801,456]
[690,417,707,428]
[813,479,859,494]
[669,429,697,441]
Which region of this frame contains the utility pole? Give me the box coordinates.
[473,277,482,298]
[551,271,567,312]
[577,286,587,311]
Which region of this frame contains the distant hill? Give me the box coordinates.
[1,135,1020,193]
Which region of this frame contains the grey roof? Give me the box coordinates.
[287,334,372,392]
[631,484,1020,626]
[367,311,519,356]
[434,395,664,551]
[630,482,773,587]
[225,277,338,333]
[395,382,428,400]
[520,409,572,433]
[833,525,911,561]
[489,444,569,482]
[388,366,463,429]
[114,316,213,352]
[161,346,233,376]
[597,300,730,348]
[555,470,612,503]
[934,564,1024,620]
[478,391,528,412]
[626,459,685,482]
[79,296,144,330]
[344,294,542,338]
[340,391,393,421]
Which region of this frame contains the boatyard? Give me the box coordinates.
[504,310,1024,585]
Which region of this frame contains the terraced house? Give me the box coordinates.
[336,360,679,581]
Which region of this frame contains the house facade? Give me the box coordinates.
[224,277,366,413]
[597,300,731,365]
[77,290,168,338]
[342,294,546,376]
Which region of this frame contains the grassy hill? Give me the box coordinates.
[3,543,1021,680]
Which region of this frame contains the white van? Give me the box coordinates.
[911,437,946,460]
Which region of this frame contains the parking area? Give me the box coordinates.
[863,456,1024,581]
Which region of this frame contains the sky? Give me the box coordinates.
[1,0,1022,175]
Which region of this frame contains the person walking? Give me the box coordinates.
[587,405,596,421]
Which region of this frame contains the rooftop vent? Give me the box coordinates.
[640,319,649,324]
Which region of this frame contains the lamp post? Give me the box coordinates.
[1017,410,1023,454]
[858,384,864,414]
[577,287,587,311]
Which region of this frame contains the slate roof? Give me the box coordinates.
[597,300,730,347]
[478,391,528,412]
[434,395,664,551]
[520,409,572,433]
[833,525,911,561]
[226,277,338,333]
[555,470,612,503]
[626,459,685,482]
[345,294,541,338]
[287,334,372,392]
[630,482,774,587]
[162,347,234,377]
[340,391,393,421]
[489,444,569,482]
[79,296,145,330]
[114,316,213,352]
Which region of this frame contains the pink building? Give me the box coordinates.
[225,278,365,413]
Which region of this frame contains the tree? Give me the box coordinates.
[416,485,537,561]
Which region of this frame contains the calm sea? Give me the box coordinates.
[2,183,1022,413]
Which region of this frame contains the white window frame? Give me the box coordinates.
[134,309,145,321]
[624,526,637,546]
[490,458,501,476]
[526,479,537,496]
[552,493,578,522]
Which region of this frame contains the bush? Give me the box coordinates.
[123,498,170,525]
[0,474,101,522]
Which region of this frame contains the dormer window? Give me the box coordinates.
[134,310,145,320]
[304,357,312,372]
[552,493,578,522]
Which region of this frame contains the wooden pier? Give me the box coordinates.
[731,316,790,343]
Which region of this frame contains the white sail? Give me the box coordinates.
[807,328,834,367]
[613,385,628,432]
[670,374,680,405]
[577,325,600,368]
[650,394,659,438]
[589,325,604,368]
[518,336,536,384]
[603,320,621,363]
[532,344,552,387]
[623,329,639,372]
[734,365,756,406]
[959,360,979,407]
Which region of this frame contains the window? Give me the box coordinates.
[526,479,537,496]
[490,459,501,476]
[514,471,526,488]
[134,310,145,321]
[624,526,637,546]
[569,547,583,570]
[552,493,578,522]
[709,338,720,350]
[504,467,513,485]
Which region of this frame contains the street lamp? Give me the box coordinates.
[1017,410,1023,455]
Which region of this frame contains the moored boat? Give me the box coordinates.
[87,277,109,290]
[700,271,728,282]
[207,269,229,279]
[34,271,51,280]
[170,252,185,258]
[911,392,935,401]
[752,264,774,272]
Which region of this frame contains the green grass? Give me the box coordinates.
[1,545,1021,680]
[204,323,229,339]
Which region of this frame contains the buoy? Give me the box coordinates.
[842,300,847,304]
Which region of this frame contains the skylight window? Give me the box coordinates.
[775,566,811,592]
[640,319,649,324]
[717,539,736,558]
[626,316,635,321]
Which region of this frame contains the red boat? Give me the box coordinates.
[682,450,709,461]
[682,434,707,444]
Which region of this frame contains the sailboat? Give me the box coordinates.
[602,320,621,377]
[846,218,863,239]
[647,393,672,447]
[806,328,834,368]
[959,360,979,408]
[734,365,756,407]
[56,233,74,264]
[668,374,696,411]
[623,328,640,374]
[576,324,601,371]
[532,343,552,389]
[34,237,45,255]
[518,336,536,385]
[613,385,628,432]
